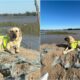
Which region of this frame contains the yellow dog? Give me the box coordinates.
[0,27,22,54]
[63,36,80,54]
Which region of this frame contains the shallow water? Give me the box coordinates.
[22,35,40,50]
[0,16,37,24]
[41,30,80,44]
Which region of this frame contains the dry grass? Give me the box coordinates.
[19,47,39,61]
[40,44,80,80]
[28,69,41,80]
[0,73,4,80]
[41,44,65,80]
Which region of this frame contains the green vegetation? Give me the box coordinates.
[21,23,40,36]
[0,12,37,16]
[46,31,76,35]
[0,22,40,36]
[0,22,21,27]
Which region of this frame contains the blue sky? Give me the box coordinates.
[40,1,80,30]
[0,0,40,14]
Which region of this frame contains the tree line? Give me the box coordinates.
[0,12,37,16]
[67,28,80,30]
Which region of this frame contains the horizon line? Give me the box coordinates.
[40,28,80,30]
[0,11,39,14]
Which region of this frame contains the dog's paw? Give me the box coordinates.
[5,49,15,55]
[15,50,19,53]
[63,51,67,54]
[10,51,16,55]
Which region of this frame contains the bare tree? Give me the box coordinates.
[34,0,40,25]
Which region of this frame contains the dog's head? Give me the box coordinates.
[64,36,75,44]
[8,27,22,41]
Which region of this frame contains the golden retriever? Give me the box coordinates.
[0,27,22,54]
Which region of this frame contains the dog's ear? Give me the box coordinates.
[68,36,75,43]
[64,37,69,42]
[19,28,22,37]
[64,37,70,43]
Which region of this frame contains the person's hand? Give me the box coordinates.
[63,51,67,54]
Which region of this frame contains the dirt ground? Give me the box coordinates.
[40,44,80,80]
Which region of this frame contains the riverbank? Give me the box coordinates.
[46,31,76,35]
[0,47,41,80]
[40,43,80,80]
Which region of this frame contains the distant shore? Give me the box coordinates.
[41,29,80,35]
[0,12,37,16]
[41,30,80,44]
[46,31,76,35]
